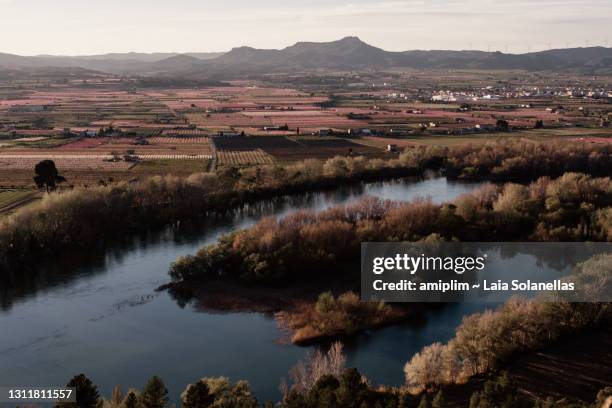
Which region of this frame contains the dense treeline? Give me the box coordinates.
[170,173,612,284]
[0,156,416,274]
[1,140,609,273]
[57,373,260,408]
[55,355,611,408]
[435,140,610,181]
[403,254,612,393]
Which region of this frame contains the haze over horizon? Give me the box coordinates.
[1,0,611,56]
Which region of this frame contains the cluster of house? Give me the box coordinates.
[431,92,501,102]
[427,85,612,102]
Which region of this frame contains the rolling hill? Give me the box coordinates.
[1,37,611,76]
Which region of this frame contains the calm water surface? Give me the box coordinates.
[0,177,551,403]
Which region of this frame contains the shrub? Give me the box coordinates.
[170,174,611,284]
[277,291,403,343]
[403,255,612,391]
[2,140,609,274]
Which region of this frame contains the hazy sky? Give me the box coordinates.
[1,0,611,55]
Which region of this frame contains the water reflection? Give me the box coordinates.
[0,177,488,403]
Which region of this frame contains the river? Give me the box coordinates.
[0,176,571,403]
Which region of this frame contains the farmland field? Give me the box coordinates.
[1,40,612,408]
[1,74,610,186]
[0,189,40,215]
[0,155,211,187]
[217,149,275,166]
[212,135,385,163]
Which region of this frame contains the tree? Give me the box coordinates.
[468,392,480,408]
[182,380,214,408]
[335,368,369,408]
[139,376,168,408]
[34,160,66,192]
[432,391,445,408]
[496,119,510,131]
[61,374,99,408]
[417,395,430,408]
[123,391,138,408]
[595,387,612,408]
[288,342,346,394]
[404,342,448,392]
[306,375,339,408]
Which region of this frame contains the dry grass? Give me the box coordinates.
[0,189,39,215]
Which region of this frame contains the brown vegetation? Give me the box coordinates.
[276,292,407,344]
[1,140,609,274]
[170,173,612,284]
[402,254,612,393]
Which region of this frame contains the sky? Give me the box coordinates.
[1,0,611,55]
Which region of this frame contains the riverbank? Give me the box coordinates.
[162,277,422,345]
[2,139,609,273]
[1,176,487,403]
[164,173,611,345]
[169,173,612,285]
[403,254,612,394]
[51,327,612,408]
[438,326,612,407]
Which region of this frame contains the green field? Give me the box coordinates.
[357,127,612,148]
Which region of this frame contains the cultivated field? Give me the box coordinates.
[217,149,275,166]
[212,135,384,163]
[0,189,39,214]
[1,72,610,189]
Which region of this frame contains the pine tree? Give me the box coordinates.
[182,381,214,408]
[469,391,480,408]
[139,376,168,408]
[123,391,137,408]
[63,374,100,408]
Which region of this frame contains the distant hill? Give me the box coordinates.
[0,51,224,75]
[147,54,205,72]
[201,37,612,74]
[212,36,396,70]
[2,38,612,76]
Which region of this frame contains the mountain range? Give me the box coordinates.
[2,37,612,77]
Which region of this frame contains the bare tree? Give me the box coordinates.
[286,341,346,394]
